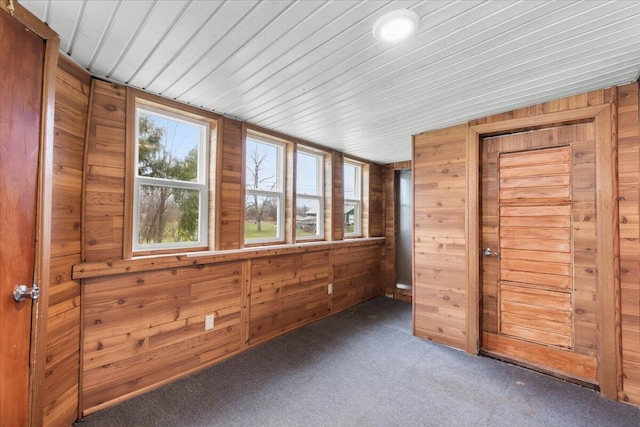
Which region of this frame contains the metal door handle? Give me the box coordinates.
[13,284,40,302]
[483,247,499,258]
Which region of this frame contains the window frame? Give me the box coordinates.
[244,132,286,245]
[295,147,325,241]
[127,91,218,257]
[343,159,363,237]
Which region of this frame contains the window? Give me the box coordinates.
[296,149,324,240]
[343,160,362,236]
[245,134,285,243]
[133,105,209,252]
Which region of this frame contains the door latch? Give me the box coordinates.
[483,247,500,258]
[13,284,40,302]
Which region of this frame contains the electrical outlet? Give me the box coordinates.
[328,284,333,294]
[205,314,215,331]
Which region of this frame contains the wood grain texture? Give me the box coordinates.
[250,251,332,344]
[0,12,44,426]
[419,87,636,404]
[413,124,469,349]
[84,80,127,261]
[333,245,381,312]
[218,118,244,250]
[366,162,384,238]
[332,152,344,241]
[617,83,640,405]
[43,55,90,427]
[82,262,244,414]
[482,123,599,381]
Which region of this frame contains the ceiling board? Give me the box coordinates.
[21,0,640,163]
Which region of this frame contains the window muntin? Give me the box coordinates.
[343,160,362,236]
[133,105,209,251]
[296,149,324,240]
[245,135,285,243]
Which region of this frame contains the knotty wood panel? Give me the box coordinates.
[413,124,469,349]
[617,83,640,405]
[219,118,243,250]
[84,80,127,261]
[250,251,332,344]
[333,245,381,312]
[43,55,90,427]
[82,262,243,414]
[364,162,384,238]
[332,151,344,241]
[416,85,640,405]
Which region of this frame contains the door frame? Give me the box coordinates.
[466,103,619,399]
[0,2,59,425]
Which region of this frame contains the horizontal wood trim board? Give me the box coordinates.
[73,238,384,279]
[470,105,606,135]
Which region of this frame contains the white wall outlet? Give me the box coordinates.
[205,314,215,331]
[328,284,333,294]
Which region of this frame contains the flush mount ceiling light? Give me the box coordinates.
[372,9,420,42]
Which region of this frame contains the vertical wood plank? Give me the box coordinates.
[595,105,617,399]
[413,123,469,349]
[332,152,344,241]
[219,119,243,249]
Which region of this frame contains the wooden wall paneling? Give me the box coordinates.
[81,262,244,415]
[83,80,127,261]
[594,105,617,399]
[466,127,480,354]
[333,245,381,312]
[413,124,470,350]
[367,162,384,238]
[617,83,640,405]
[468,98,621,400]
[43,56,90,426]
[362,163,370,238]
[332,151,344,241]
[249,252,332,344]
[219,119,244,250]
[241,259,251,348]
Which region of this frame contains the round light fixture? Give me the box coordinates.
[372,9,420,42]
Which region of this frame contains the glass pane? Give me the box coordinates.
[296,151,320,195]
[344,162,359,199]
[138,185,201,245]
[245,194,280,240]
[246,138,280,191]
[137,109,203,182]
[296,197,321,238]
[344,201,360,235]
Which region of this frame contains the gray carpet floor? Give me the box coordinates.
[75,296,639,427]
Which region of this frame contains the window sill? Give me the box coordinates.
[72,237,385,280]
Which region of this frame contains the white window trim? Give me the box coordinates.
[245,135,286,244]
[296,148,324,240]
[133,105,210,252]
[344,159,362,237]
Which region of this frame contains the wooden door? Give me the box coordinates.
[0,10,45,426]
[481,123,599,384]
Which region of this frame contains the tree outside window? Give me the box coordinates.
[245,135,284,243]
[133,106,209,251]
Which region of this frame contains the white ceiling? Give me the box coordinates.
[20,0,640,164]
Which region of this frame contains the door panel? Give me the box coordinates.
[0,10,45,426]
[481,123,598,384]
